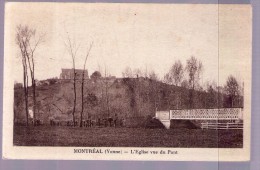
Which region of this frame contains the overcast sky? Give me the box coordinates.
[5,3,251,86]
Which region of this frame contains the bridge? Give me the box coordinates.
[155,108,243,129]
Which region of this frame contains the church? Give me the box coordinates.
[59,68,89,80]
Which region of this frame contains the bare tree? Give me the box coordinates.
[16,25,28,124]
[96,64,106,118]
[122,67,133,78]
[148,70,158,81]
[206,81,218,108]
[104,66,110,118]
[133,68,143,78]
[163,60,184,86]
[80,42,93,127]
[225,75,240,107]
[172,61,184,108]
[64,32,80,126]
[16,25,44,125]
[147,70,159,110]
[163,73,172,84]
[186,56,203,108]
[163,60,184,108]
[170,60,184,86]
[26,28,44,123]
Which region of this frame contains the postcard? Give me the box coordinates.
[2,2,251,161]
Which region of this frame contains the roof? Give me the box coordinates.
[61,68,88,73]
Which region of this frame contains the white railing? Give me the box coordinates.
[201,122,243,130]
[169,108,243,120]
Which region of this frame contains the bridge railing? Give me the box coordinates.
[201,122,243,130]
[169,108,243,120]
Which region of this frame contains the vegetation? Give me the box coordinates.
[16,25,44,125]
[225,75,242,107]
[13,25,244,149]
[14,24,243,128]
[14,75,243,126]
[13,125,243,148]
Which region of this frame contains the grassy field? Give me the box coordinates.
[13,125,243,148]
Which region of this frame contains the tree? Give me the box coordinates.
[16,27,29,126]
[90,71,101,81]
[163,73,172,84]
[206,81,218,108]
[172,61,184,108]
[122,67,133,78]
[224,75,240,107]
[162,60,184,108]
[64,32,80,126]
[147,70,159,110]
[80,42,93,127]
[148,70,158,81]
[185,56,203,108]
[163,60,184,86]
[170,60,184,86]
[181,79,189,89]
[104,66,110,118]
[85,93,98,107]
[133,68,143,78]
[16,25,44,125]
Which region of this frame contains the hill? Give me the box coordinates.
[14,77,243,127]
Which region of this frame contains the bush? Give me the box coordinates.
[144,115,165,129]
[170,120,199,129]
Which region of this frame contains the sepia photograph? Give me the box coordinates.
[2,2,251,161]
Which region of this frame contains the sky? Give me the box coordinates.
[5,3,251,87]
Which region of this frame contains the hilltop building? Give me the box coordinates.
[60,68,89,80]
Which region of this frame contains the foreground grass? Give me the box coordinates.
[13,125,243,148]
